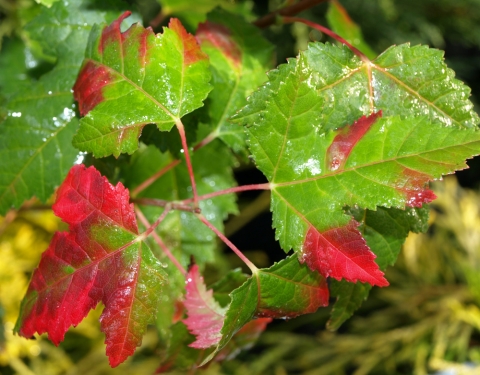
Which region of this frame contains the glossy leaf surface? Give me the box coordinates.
[0,0,131,214]
[15,165,166,367]
[73,12,211,157]
[234,44,480,285]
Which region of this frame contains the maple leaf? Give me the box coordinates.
[72,11,211,157]
[14,164,166,367]
[233,42,480,286]
[183,264,226,348]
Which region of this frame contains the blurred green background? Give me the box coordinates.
[2,0,480,374]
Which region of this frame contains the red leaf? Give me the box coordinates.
[15,165,165,367]
[196,21,241,68]
[300,220,388,287]
[327,111,382,171]
[183,265,226,349]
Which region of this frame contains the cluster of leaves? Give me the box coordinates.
[2,0,480,372]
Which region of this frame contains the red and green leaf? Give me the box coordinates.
[234,43,480,286]
[72,12,211,157]
[183,264,226,349]
[14,165,166,367]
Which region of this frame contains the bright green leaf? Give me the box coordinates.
[72,12,212,157]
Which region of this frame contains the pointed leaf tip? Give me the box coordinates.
[183,265,226,349]
[300,220,389,287]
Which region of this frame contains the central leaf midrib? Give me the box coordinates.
[88,58,177,120]
[273,137,480,188]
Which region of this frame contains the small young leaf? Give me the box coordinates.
[183,265,226,349]
[73,12,211,157]
[14,165,166,367]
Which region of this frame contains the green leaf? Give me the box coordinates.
[327,280,371,331]
[203,255,328,364]
[24,0,136,61]
[0,38,32,101]
[326,0,377,60]
[0,0,133,214]
[34,0,60,7]
[72,12,212,157]
[195,9,274,158]
[234,42,480,286]
[210,268,249,307]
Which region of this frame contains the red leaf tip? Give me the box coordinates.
[168,18,208,65]
[196,21,242,68]
[300,220,389,287]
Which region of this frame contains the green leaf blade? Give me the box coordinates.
[236,41,480,286]
[73,13,212,157]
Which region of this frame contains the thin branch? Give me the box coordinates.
[253,0,329,29]
[135,207,187,275]
[197,214,258,274]
[183,183,271,204]
[132,198,200,213]
[176,120,199,206]
[139,206,172,239]
[132,159,181,197]
[282,16,370,61]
